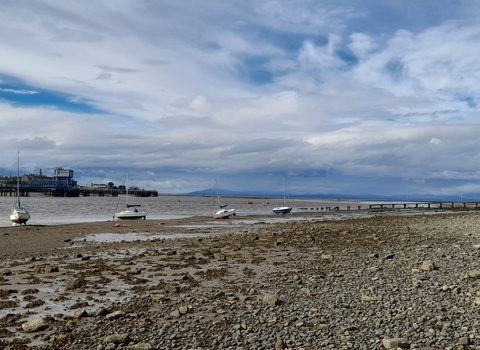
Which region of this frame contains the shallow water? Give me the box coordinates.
[0,194,376,227]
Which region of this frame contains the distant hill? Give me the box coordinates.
[187,188,480,202]
[188,188,266,198]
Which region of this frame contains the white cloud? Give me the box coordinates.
[0,1,480,196]
[352,23,480,101]
[348,32,377,59]
[189,96,211,114]
[0,88,38,94]
[298,35,346,74]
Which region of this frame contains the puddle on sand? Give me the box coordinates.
[76,214,379,244]
[73,231,220,244]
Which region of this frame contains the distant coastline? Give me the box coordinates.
[186,188,480,203]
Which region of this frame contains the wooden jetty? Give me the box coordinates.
[298,201,480,212]
[368,202,480,210]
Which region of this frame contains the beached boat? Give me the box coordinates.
[114,173,147,220]
[213,208,236,219]
[272,177,292,214]
[10,151,30,225]
[212,180,236,219]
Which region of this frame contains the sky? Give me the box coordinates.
[1,0,480,198]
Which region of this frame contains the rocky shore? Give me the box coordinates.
[2,211,480,349]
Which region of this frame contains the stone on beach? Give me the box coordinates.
[22,318,49,332]
[382,337,409,349]
[467,269,480,279]
[95,307,110,317]
[73,308,88,318]
[164,283,180,293]
[104,333,130,344]
[127,344,152,350]
[420,260,436,271]
[106,310,126,320]
[263,293,280,306]
[65,277,85,290]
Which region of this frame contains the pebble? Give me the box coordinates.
[21,318,49,333]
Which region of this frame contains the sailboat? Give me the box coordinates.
[114,173,147,220]
[10,151,30,225]
[272,177,292,214]
[212,180,236,219]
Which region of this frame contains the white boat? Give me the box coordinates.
[114,173,147,220]
[212,180,236,219]
[272,177,292,214]
[10,151,30,225]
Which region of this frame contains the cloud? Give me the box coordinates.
[351,23,480,100]
[49,27,105,43]
[9,136,56,151]
[141,59,171,66]
[348,33,377,59]
[0,1,480,197]
[0,88,38,94]
[298,36,346,74]
[95,72,113,80]
[189,96,211,113]
[94,65,140,73]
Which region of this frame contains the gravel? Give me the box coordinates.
[0,210,480,349]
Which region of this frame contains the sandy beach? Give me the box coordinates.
[1,209,480,349]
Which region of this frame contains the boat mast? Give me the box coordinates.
[283,177,286,205]
[215,179,219,207]
[16,151,20,207]
[125,172,129,207]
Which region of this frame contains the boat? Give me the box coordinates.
[212,180,236,219]
[114,173,147,220]
[272,177,292,214]
[10,151,30,225]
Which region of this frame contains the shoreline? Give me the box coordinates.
[0,207,470,257]
[1,194,477,229]
[0,209,425,250]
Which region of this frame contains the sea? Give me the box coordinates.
[0,194,374,227]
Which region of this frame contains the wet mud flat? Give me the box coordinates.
[1,211,480,349]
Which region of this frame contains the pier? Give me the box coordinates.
[0,186,30,197]
[0,186,80,197]
[367,202,480,210]
[0,186,157,197]
[296,201,480,212]
[0,168,158,198]
[79,188,158,197]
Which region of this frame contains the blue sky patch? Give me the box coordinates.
[238,56,274,84]
[459,96,477,108]
[0,78,103,114]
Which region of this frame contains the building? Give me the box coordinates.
[21,168,77,190]
[54,168,74,179]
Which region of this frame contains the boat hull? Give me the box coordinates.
[272,206,292,214]
[114,209,147,220]
[10,209,30,224]
[213,208,236,219]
